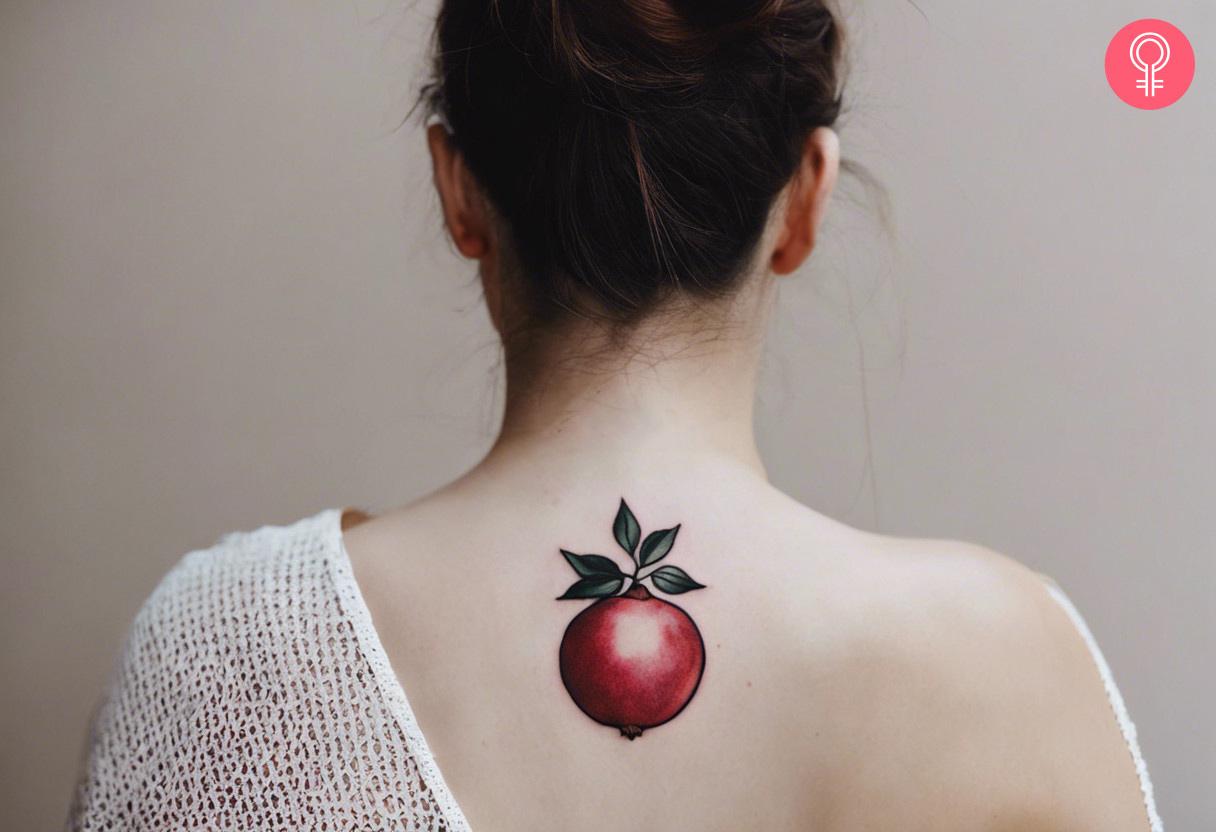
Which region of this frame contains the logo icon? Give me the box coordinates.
[1130,32,1169,97]
[1106,19,1195,109]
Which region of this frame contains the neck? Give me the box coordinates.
[470,288,775,490]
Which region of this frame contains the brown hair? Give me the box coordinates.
[416,0,846,328]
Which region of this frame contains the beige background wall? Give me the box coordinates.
[2,1,1211,827]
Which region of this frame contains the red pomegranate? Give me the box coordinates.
[556,499,707,739]
[560,584,705,738]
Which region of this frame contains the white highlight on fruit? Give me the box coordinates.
[612,609,665,661]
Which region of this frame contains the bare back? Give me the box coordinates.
[343,465,1151,832]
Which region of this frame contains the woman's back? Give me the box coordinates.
[67,455,1160,831]
[339,455,1155,831]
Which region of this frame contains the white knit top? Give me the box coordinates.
[66,507,1164,831]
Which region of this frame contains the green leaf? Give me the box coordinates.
[556,576,624,600]
[561,549,625,579]
[613,499,640,559]
[638,524,680,567]
[648,565,706,595]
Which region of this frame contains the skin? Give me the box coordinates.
[340,124,1151,831]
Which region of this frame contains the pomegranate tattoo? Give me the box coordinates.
[556,499,707,739]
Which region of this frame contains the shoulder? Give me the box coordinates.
[124,509,341,666]
[68,508,407,828]
[851,534,1062,652]
[835,535,1093,723]
[744,495,1054,642]
[74,511,342,756]
[792,531,1153,829]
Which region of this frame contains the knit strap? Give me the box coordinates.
[1039,574,1164,831]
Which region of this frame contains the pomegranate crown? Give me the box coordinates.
[556,498,707,601]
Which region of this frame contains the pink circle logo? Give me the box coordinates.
[1105,19,1195,109]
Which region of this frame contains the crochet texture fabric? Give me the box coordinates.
[66,508,472,832]
[66,507,1163,831]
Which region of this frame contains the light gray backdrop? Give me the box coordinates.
[2,1,1211,828]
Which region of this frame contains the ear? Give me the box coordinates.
[769,127,840,276]
[426,123,491,260]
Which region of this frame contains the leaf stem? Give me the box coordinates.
[626,561,661,592]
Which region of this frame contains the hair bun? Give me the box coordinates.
[667,0,783,37]
[538,0,784,90]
